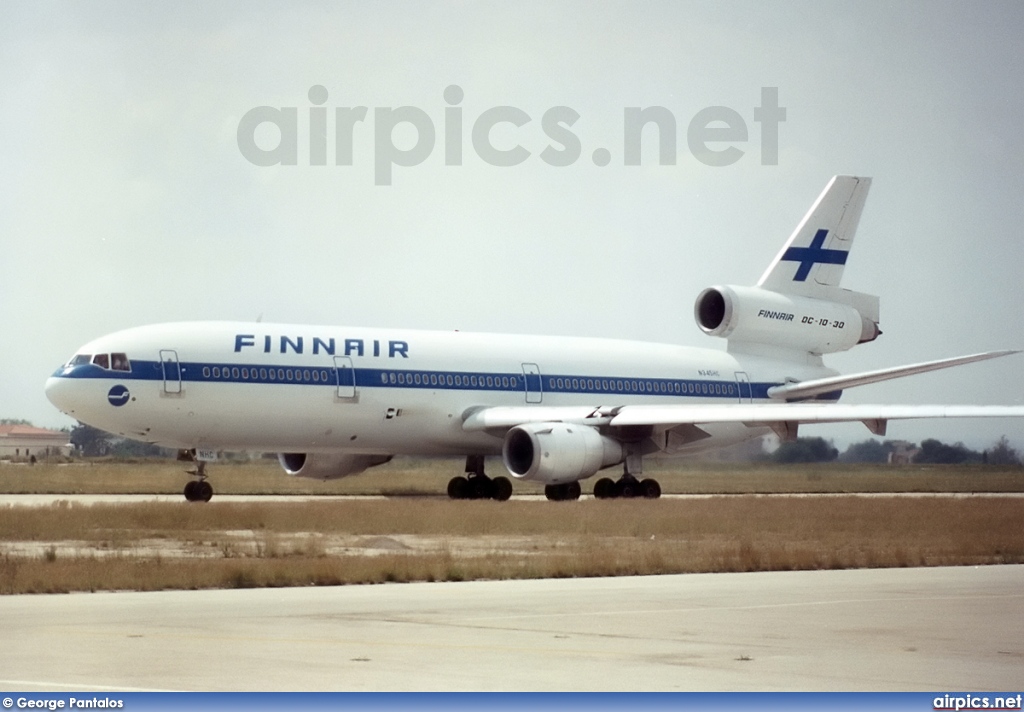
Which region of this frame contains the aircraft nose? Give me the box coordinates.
[45,375,77,415]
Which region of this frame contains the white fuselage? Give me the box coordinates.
[45,321,834,457]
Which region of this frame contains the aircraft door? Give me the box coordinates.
[734,371,752,403]
[334,356,356,399]
[522,363,543,403]
[160,350,182,394]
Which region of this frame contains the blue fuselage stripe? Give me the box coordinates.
[53,360,787,401]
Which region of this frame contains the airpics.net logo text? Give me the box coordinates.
[236,86,786,186]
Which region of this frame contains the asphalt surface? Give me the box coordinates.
[2,491,1022,507]
[1,565,1021,691]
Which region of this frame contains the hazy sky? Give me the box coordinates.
[3,1,1022,449]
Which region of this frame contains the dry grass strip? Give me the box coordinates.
[2,459,1023,496]
[1,497,1021,594]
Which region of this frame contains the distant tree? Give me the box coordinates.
[985,436,1021,466]
[772,437,839,464]
[69,423,113,457]
[913,439,983,465]
[839,439,895,463]
[0,418,33,426]
[108,438,173,459]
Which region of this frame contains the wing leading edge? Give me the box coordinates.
[463,403,1024,436]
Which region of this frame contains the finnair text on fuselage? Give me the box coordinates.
[233,334,410,358]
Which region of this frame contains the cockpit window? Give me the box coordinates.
[77,352,131,371]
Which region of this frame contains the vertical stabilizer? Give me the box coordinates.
[758,176,871,296]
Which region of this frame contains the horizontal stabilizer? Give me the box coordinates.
[767,350,1022,401]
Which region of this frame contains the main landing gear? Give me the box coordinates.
[183,459,214,502]
[544,481,581,501]
[592,456,661,500]
[448,456,513,501]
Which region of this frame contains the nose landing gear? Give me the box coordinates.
[180,455,214,502]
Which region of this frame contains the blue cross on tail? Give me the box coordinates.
[781,229,848,281]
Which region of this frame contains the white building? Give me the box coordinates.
[0,425,71,459]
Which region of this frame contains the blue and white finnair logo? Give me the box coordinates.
[781,229,849,281]
[107,385,130,407]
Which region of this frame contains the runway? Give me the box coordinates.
[3,491,1021,507]
[1,565,1021,691]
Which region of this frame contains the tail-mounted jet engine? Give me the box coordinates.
[694,285,879,355]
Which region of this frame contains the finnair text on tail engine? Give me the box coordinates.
[45,176,1024,502]
[757,311,795,322]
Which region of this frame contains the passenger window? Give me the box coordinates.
[92,354,110,369]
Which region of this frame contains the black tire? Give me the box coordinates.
[640,478,661,499]
[447,476,468,499]
[183,481,198,502]
[491,476,513,501]
[197,481,213,502]
[566,481,581,500]
[618,480,637,499]
[469,477,491,500]
[544,484,562,501]
[593,478,614,499]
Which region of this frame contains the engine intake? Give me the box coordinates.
[278,452,393,480]
[694,285,879,355]
[502,422,623,485]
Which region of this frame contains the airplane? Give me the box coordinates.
[44,176,1024,502]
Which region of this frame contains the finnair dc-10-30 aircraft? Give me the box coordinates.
[45,176,1024,502]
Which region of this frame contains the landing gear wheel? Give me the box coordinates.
[183,459,212,502]
[617,479,638,499]
[544,482,582,501]
[469,476,491,500]
[448,476,469,500]
[491,476,513,501]
[640,478,662,499]
[593,478,615,499]
[197,481,213,502]
[184,478,213,502]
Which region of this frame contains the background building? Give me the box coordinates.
[0,424,71,459]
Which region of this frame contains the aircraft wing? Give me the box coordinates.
[766,350,1020,401]
[462,403,1024,438]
